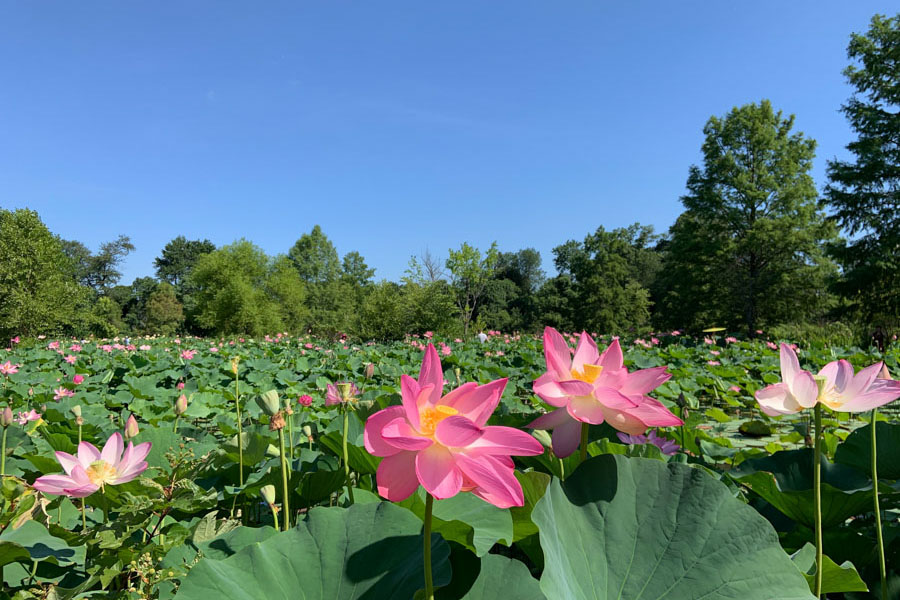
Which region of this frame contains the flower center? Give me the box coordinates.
[86,460,118,488]
[570,364,603,384]
[813,374,842,409]
[419,405,458,436]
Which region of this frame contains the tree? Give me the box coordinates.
[288,225,340,284]
[72,235,135,294]
[658,100,837,335]
[146,282,184,335]
[341,251,375,287]
[553,225,659,334]
[266,256,309,333]
[154,236,216,288]
[824,13,900,329]
[446,242,500,337]
[0,209,92,338]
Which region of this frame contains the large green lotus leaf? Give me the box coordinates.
[175,502,451,600]
[399,488,513,556]
[835,422,900,480]
[533,454,813,600]
[436,553,545,600]
[790,543,868,594]
[0,520,84,567]
[732,449,873,528]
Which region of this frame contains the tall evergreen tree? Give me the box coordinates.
[659,100,837,335]
[825,13,900,330]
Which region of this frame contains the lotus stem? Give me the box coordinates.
[424,492,434,600]
[1,426,7,476]
[813,403,823,599]
[579,422,589,463]
[271,504,279,532]
[173,416,179,432]
[871,409,886,600]
[81,498,87,530]
[278,428,290,531]
[235,369,243,487]
[342,404,355,505]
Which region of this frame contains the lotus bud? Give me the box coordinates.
[0,406,12,428]
[70,405,82,418]
[177,382,185,390]
[257,390,280,416]
[532,429,552,447]
[881,364,892,380]
[231,356,240,375]
[124,415,139,440]
[268,411,286,431]
[297,395,312,407]
[260,484,276,506]
[175,394,189,415]
[73,374,84,385]
[302,424,313,441]
[365,363,375,380]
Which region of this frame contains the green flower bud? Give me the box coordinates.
[257,390,281,416]
[260,484,276,505]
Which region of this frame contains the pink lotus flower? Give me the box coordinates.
[180,350,197,360]
[15,410,42,425]
[47,341,60,350]
[297,395,313,407]
[140,344,152,351]
[755,344,900,415]
[364,345,543,508]
[72,374,84,385]
[10,336,19,344]
[53,387,75,401]
[64,355,77,364]
[527,328,682,458]
[707,360,721,366]
[210,347,219,353]
[0,361,18,376]
[32,433,150,498]
[69,344,82,352]
[177,382,185,390]
[729,385,741,393]
[725,336,738,343]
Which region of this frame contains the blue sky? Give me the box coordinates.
[1,1,895,284]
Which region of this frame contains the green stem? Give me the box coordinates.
[287,411,295,461]
[278,429,290,531]
[342,404,355,505]
[558,454,566,481]
[579,422,589,463]
[871,409,886,600]
[271,503,279,532]
[81,498,87,530]
[173,416,179,432]
[813,403,823,599]
[78,423,82,445]
[1,426,7,477]
[235,372,243,487]
[424,492,434,600]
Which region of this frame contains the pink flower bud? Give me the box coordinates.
[0,406,12,427]
[73,374,84,385]
[175,394,189,415]
[177,382,185,390]
[297,395,313,407]
[124,415,139,440]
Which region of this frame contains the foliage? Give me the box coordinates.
[446,242,499,337]
[146,282,185,335]
[658,100,837,335]
[825,13,900,331]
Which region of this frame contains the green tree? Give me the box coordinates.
[145,282,184,335]
[154,236,216,288]
[554,224,658,335]
[358,281,410,340]
[0,209,92,338]
[266,256,309,333]
[62,235,135,294]
[659,100,837,335]
[288,225,341,284]
[824,13,900,330]
[446,242,499,337]
[485,248,546,331]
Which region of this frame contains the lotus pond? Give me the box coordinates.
[0,331,898,599]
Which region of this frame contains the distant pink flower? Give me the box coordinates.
[528,328,682,458]
[729,385,741,393]
[297,395,313,407]
[174,339,181,345]
[32,433,151,498]
[177,382,185,390]
[326,382,359,406]
[756,343,900,415]
[305,343,314,349]
[424,331,433,339]
[10,337,19,344]
[69,344,82,352]
[440,344,452,356]
[454,338,463,343]
[703,337,714,345]
[16,410,42,425]
[140,344,152,351]
[670,330,681,336]
[0,361,18,376]
[495,350,505,356]
[53,387,75,400]
[47,341,60,350]
[707,360,721,366]
[64,355,77,364]
[210,347,219,353]
[364,345,542,508]
[72,375,84,385]
[180,350,197,360]
[651,337,660,345]
[710,350,720,356]
[767,341,778,350]
[725,336,738,343]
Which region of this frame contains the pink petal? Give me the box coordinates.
[567,395,607,424]
[33,474,79,495]
[533,373,571,408]
[598,338,624,372]
[790,371,819,408]
[469,426,543,456]
[119,441,152,473]
[617,397,683,427]
[841,379,900,412]
[755,382,802,416]
[571,332,600,372]
[619,367,671,396]
[556,380,595,397]
[376,451,420,501]
[415,444,463,500]
[819,360,853,395]
[779,343,802,388]
[113,461,148,484]
[364,406,406,457]
[76,441,101,469]
[382,417,433,451]
[400,375,424,430]
[543,327,573,379]
[455,453,524,508]
[62,482,99,498]
[551,417,582,458]
[843,362,883,400]
[434,415,482,447]
[445,379,507,427]
[417,344,444,408]
[527,407,571,430]
[598,403,647,435]
[100,433,124,468]
[55,451,79,476]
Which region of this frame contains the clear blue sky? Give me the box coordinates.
[1,1,896,284]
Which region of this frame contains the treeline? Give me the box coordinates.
[1,14,898,342]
